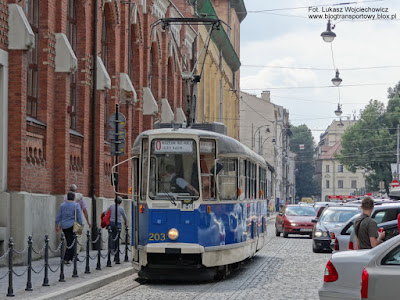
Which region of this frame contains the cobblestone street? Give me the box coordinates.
[73,219,331,300]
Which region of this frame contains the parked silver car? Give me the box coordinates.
[330,203,400,252]
[361,241,400,299]
[319,234,400,300]
[347,204,400,250]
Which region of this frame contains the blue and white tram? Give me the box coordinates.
[130,127,269,279]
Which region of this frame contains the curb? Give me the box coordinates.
[9,266,137,300]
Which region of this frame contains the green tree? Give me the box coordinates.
[290,124,316,200]
[337,93,400,192]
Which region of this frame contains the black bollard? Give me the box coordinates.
[106,227,112,267]
[25,236,33,291]
[115,227,121,264]
[96,228,101,270]
[72,233,78,277]
[7,238,14,297]
[59,234,65,282]
[42,235,50,286]
[85,230,90,274]
[124,225,129,262]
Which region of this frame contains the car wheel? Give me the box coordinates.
[275,227,280,237]
[283,230,288,238]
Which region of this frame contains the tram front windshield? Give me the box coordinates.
[149,139,199,200]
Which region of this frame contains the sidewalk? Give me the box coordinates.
[0,214,278,299]
[0,250,136,300]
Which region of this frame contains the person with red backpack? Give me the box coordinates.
[103,196,128,251]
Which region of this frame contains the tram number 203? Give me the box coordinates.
[149,233,166,241]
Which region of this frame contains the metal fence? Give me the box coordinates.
[0,226,131,297]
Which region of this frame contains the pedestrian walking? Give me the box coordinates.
[56,191,83,264]
[64,184,91,252]
[64,184,91,228]
[354,196,385,249]
[103,196,128,251]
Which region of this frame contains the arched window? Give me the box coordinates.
[26,0,39,118]
[67,0,77,130]
[101,11,109,140]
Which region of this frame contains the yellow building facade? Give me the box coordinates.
[194,0,246,139]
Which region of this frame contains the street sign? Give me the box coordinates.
[111,140,126,156]
[299,144,305,150]
[108,129,126,141]
[390,180,399,188]
[109,112,126,129]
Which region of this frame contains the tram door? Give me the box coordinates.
[132,157,140,262]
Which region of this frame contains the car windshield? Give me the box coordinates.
[320,209,359,223]
[149,139,199,200]
[286,206,316,216]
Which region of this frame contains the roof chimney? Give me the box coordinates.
[261,90,271,102]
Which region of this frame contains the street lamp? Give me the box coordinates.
[334,103,342,116]
[252,122,274,151]
[260,136,276,155]
[332,69,342,86]
[321,20,336,43]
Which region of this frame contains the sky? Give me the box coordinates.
[240,0,400,141]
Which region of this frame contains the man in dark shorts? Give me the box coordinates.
[354,196,385,249]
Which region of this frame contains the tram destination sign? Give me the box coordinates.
[153,140,193,153]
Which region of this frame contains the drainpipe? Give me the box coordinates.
[91,0,98,245]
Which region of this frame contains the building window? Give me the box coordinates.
[338,165,344,173]
[351,180,357,189]
[326,180,330,189]
[67,0,77,130]
[326,165,330,173]
[26,0,39,119]
[338,180,344,189]
[101,12,109,139]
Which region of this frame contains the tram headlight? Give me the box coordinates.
[168,228,179,240]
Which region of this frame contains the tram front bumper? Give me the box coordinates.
[144,243,205,254]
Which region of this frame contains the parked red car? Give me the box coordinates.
[275,205,316,238]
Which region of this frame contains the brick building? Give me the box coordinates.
[0,0,199,252]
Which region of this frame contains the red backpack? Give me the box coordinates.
[101,210,111,228]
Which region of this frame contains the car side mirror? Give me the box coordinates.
[311,219,318,223]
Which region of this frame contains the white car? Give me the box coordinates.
[319,234,400,300]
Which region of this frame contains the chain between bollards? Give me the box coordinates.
[72,233,78,277]
[96,228,102,270]
[25,236,33,291]
[7,238,14,297]
[42,235,49,286]
[85,230,91,274]
[59,233,65,282]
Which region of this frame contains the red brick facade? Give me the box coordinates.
[6,0,196,198]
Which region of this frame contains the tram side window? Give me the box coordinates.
[252,163,256,199]
[200,139,216,200]
[246,160,250,199]
[259,167,266,200]
[239,160,246,200]
[141,139,149,200]
[219,159,238,200]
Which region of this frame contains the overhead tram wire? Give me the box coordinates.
[241,82,397,90]
[240,65,400,71]
[247,0,385,13]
